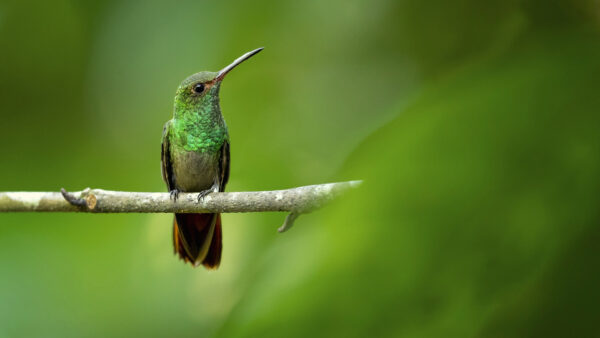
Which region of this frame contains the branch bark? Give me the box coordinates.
[0,181,361,231]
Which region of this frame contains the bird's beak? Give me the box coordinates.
[215,47,264,82]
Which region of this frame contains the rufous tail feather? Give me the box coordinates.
[173,213,222,268]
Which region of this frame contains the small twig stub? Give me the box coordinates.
[60,188,87,208]
[278,212,300,233]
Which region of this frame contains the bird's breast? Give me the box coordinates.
[171,150,218,192]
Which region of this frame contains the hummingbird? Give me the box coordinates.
[161,47,263,268]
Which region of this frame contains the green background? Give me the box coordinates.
[1,0,599,337]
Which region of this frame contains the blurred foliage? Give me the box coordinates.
[0,0,599,337]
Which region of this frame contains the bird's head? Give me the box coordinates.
[174,47,263,117]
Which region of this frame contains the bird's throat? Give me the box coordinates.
[170,107,228,154]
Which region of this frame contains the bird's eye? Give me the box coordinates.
[192,83,205,94]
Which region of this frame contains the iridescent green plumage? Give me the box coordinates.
[161,48,263,269]
[170,72,229,154]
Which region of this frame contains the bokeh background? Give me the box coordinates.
[1,0,599,337]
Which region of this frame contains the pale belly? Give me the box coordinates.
[171,150,218,192]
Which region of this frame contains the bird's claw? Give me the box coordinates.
[169,189,180,202]
[197,189,212,202]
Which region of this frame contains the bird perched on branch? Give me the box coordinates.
[161,48,263,268]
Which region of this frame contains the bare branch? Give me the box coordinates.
[0,181,361,231]
[0,181,361,217]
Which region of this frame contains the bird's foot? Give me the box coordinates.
[197,189,212,202]
[169,189,180,202]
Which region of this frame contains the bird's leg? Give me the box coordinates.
[197,182,220,202]
[169,189,181,202]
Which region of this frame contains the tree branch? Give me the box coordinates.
[0,181,361,231]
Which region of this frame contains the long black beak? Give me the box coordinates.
[215,47,264,82]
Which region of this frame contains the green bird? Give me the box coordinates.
[161,47,263,268]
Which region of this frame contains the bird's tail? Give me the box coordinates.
[173,213,222,269]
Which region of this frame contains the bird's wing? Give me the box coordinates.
[218,140,230,191]
[161,120,175,190]
[194,139,229,269]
